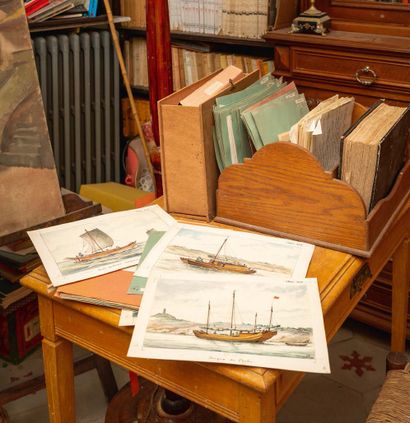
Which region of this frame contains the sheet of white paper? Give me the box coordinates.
[128,274,330,373]
[134,223,314,281]
[289,122,299,144]
[119,309,139,326]
[313,119,323,135]
[28,205,177,287]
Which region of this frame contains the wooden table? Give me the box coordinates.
[21,206,409,423]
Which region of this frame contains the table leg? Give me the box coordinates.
[238,385,276,423]
[38,296,76,423]
[391,239,410,352]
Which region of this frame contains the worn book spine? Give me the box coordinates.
[369,106,410,211]
[338,99,384,180]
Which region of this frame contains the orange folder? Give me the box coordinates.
[55,269,141,310]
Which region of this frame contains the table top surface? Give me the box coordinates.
[21,243,363,391]
[20,203,410,394]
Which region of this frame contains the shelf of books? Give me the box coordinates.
[123,36,274,93]
[24,0,129,32]
[120,0,298,40]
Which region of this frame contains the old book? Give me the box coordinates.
[290,95,355,171]
[306,97,355,171]
[340,101,410,212]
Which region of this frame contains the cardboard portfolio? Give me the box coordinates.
[159,69,259,221]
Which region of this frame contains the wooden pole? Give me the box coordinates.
[146,0,173,145]
[101,0,155,189]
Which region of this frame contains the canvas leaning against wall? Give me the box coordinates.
[0,0,64,239]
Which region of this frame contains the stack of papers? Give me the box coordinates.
[29,203,331,374]
[290,95,355,171]
[213,74,309,170]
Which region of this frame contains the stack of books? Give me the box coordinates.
[24,0,98,23]
[0,245,41,283]
[171,44,274,91]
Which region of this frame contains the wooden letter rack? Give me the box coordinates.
[215,142,410,257]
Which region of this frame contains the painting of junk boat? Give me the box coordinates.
[28,205,176,287]
[128,275,330,373]
[134,223,315,281]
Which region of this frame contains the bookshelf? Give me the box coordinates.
[122,28,273,97]
[119,0,277,97]
[126,27,271,49]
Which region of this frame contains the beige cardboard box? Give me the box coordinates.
[159,69,259,220]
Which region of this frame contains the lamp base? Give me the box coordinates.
[291,10,331,36]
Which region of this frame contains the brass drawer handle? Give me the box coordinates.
[355,66,377,86]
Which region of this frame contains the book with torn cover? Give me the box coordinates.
[290,95,355,171]
[340,101,410,212]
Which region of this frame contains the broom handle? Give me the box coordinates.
[102,0,155,187]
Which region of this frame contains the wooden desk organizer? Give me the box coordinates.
[159,69,259,221]
[215,141,410,257]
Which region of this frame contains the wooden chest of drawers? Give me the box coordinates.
[265,29,410,107]
[265,28,410,338]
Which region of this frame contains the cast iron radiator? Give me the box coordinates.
[32,30,120,192]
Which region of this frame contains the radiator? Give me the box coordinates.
[32,30,120,192]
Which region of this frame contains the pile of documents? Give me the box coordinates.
[28,204,331,374]
[289,95,355,171]
[212,75,360,175]
[213,74,309,170]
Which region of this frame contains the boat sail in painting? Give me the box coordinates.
[180,238,256,274]
[194,291,276,342]
[70,229,137,263]
[28,205,177,287]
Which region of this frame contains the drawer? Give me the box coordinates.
[291,47,410,89]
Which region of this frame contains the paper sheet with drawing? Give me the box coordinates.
[128,274,330,373]
[28,205,176,287]
[133,223,314,283]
